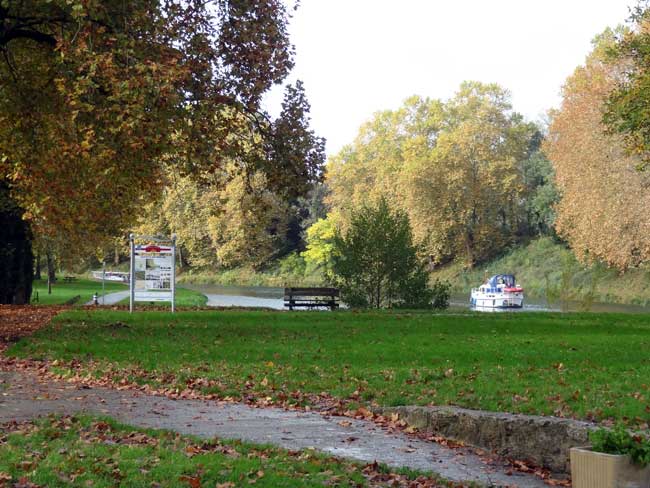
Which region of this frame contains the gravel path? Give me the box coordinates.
[0,370,549,487]
[203,294,285,309]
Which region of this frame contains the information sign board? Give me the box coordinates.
[129,235,176,312]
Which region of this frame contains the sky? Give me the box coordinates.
[263,0,633,157]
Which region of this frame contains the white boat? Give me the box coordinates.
[91,270,129,282]
[470,274,524,309]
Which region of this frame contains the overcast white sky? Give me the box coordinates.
[263,0,633,156]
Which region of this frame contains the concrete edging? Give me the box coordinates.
[376,405,598,473]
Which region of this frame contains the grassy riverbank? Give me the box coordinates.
[9,309,650,427]
[31,278,127,305]
[431,237,650,306]
[177,265,323,288]
[31,277,207,307]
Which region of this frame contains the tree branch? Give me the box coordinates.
[0,28,57,47]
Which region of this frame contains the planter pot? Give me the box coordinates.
[570,447,650,488]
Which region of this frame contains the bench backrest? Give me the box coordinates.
[284,287,339,299]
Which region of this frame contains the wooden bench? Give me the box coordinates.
[63,276,77,283]
[284,287,340,311]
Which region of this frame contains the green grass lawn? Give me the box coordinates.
[31,277,207,307]
[9,310,650,426]
[32,278,127,305]
[116,287,208,308]
[0,415,440,487]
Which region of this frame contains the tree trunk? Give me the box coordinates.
[114,243,120,266]
[375,271,381,309]
[46,250,55,294]
[0,182,33,304]
[34,252,41,280]
[464,231,475,270]
[178,246,184,269]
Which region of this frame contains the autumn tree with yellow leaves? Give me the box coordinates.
[0,1,324,302]
[326,82,539,268]
[545,29,650,269]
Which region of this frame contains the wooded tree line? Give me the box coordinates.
[0,0,325,302]
[154,81,559,274]
[4,1,650,305]
[310,8,650,276]
[323,83,553,269]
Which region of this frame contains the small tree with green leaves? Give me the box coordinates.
[331,198,446,309]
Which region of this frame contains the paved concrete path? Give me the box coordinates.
[85,290,130,306]
[0,370,548,487]
[203,294,285,309]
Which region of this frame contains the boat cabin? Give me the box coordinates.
[479,274,516,293]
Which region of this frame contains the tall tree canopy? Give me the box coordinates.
[605,3,650,166]
[326,83,538,267]
[0,0,324,264]
[545,29,650,269]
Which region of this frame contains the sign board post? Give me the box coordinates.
[102,260,106,305]
[171,234,176,313]
[129,234,176,313]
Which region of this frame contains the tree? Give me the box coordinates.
[0,183,33,304]
[326,84,537,268]
[0,0,324,301]
[302,217,337,275]
[405,83,534,267]
[604,5,650,166]
[545,29,650,269]
[265,81,327,199]
[209,170,288,269]
[520,150,559,236]
[330,198,437,309]
[134,165,290,270]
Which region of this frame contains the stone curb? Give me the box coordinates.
[376,405,598,473]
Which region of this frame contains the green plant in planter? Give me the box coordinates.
[590,424,650,466]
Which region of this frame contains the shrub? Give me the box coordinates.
[330,198,441,309]
[430,279,451,309]
[278,252,306,276]
[590,425,650,467]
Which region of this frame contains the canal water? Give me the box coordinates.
[182,284,650,313]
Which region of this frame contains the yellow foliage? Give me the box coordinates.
[545,32,650,269]
[326,84,533,267]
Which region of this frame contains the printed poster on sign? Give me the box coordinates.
[134,244,173,301]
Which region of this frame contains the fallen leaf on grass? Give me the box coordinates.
[0,305,66,343]
[179,475,201,488]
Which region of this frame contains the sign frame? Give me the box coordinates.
[129,233,176,313]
